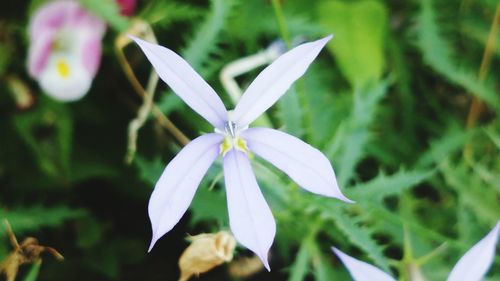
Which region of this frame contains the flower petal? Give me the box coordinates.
[148,133,223,251]
[29,1,106,42]
[447,222,500,281]
[130,36,228,130]
[223,150,275,271]
[232,35,332,127]
[242,128,352,202]
[80,35,103,77]
[332,247,396,281]
[39,52,92,102]
[28,30,54,78]
[29,0,73,41]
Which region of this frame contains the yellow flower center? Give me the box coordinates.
[56,59,70,78]
[220,136,249,156]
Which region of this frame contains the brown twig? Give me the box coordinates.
[463,2,500,160]
[1,220,63,281]
[4,220,19,250]
[115,20,190,164]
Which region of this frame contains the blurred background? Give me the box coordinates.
[0,0,499,280]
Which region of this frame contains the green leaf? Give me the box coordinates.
[156,0,237,117]
[416,125,472,167]
[318,0,388,88]
[80,0,130,32]
[349,169,434,202]
[0,43,10,76]
[325,82,388,186]
[0,206,86,237]
[417,0,500,111]
[288,240,310,281]
[333,211,391,272]
[12,96,72,180]
[181,0,237,74]
[156,94,184,116]
[278,86,303,136]
[189,186,227,225]
[484,126,500,150]
[140,2,202,28]
[22,260,42,281]
[134,155,164,185]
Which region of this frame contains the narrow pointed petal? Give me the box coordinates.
[223,150,275,271]
[242,128,352,202]
[148,133,223,251]
[447,222,500,281]
[232,35,332,127]
[332,247,396,281]
[130,36,227,129]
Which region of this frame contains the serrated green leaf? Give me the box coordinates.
[140,2,202,28]
[417,0,500,111]
[349,169,434,202]
[181,0,236,74]
[416,124,471,167]
[156,0,236,118]
[333,211,391,272]
[325,82,388,186]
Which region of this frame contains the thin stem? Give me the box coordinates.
[464,2,500,159]
[271,0,291,48]
[115,22,190,164]
[44,247,65,261]
[3,219,19,250]
[415,242,447,266]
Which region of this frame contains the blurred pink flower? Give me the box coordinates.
[27,0,106,101]
[116,0,136,16]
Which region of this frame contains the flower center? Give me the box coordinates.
[224,121,237,138]
[219,121,249,156]
[56,59,70,78]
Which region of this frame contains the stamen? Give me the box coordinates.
[224,121,237,138]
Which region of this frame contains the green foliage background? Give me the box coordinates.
[0,0,499,280]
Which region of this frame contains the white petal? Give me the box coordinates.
[148,133,223,251]
[223,150,275,271]
[447,222,500,281]
[232,35,332,127]
[332,247,396,281]
[39,52,92,102]
[130,36,227,130]
[242,128,352,202]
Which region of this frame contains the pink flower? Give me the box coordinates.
[27,0,106,101]
[116,0,136,16]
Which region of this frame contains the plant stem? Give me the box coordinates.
[271,0,291,48]
[464,2,500,159]
[115,23,190,164]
